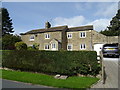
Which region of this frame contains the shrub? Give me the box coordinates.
[2,50,100,76]
[33,43,39,50]
[15,42,27,50]
[27,46,36,51]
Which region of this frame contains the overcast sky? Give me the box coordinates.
[2,2,119,34]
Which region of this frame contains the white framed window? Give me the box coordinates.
[51,43,56,49]
[29,35,35,41]
[67,33,72,39]
[45,33,50,39]
[44,44,50,50]
[67,44,72,51]
[80,32,86,38]
[80,44,86,50]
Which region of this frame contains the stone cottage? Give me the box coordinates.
[20,22,118,51]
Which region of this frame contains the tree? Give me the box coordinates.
[100,9,120,36]
[2,34,21,50]
[2,8,14,36]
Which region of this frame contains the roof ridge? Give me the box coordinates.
[69,25,93,29]
[27,25,68,32]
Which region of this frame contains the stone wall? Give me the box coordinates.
[21,31,62,50]
[21,29,119,51]
[92,30,107,44]
[67,30,92,51]
[107,36,118,44]
[118,35,120,48]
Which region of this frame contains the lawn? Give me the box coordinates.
[1,69,99,88]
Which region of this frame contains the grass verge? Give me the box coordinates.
[1,69,99,88]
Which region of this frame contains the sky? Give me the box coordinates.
[2,1,119,35]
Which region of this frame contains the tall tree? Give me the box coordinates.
[2,8,14,36]
[100,9,120,36]
[2,34,21,50]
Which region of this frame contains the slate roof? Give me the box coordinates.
[68,25,93,32]
[20,25,93,35]
[21,26,68,35]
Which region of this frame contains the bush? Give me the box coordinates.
[27,46,36,51]
[33,43,39,50]
[2,50,100,76]
[15,42,27,50]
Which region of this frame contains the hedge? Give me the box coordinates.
[2,50,100,76]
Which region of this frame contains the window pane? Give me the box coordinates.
[84,44,86,49]
[48,34,50,38]
[30,36,34,39]
[68,34,72,38]
[48,45,49,49]
[68,45,71,49]
[45,45,49,49]
[81,33,82,37]
[45,34,50,39]
[52,43,56,48]
[83,32,85,37]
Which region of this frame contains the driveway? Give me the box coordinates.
[1,79,53,89]
[91,57,119,88]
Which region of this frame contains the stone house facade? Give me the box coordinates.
[20,22,118,51]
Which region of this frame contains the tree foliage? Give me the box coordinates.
[2,34,21,50]
[15,42,27,50]
[100,9,120,36]
[2,8,14,36]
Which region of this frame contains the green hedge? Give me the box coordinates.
[2,50,100,76]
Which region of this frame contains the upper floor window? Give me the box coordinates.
[80,32,86,38]
[44,44,50,50]
[29,35,35,41]
[80,44,86,50]
[67,44,72,51]
[45,33,50,39]
[67,33,72,39]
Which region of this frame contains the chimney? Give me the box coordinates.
[45,21,51,29]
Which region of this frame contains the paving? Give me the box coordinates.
[91,57,119,88]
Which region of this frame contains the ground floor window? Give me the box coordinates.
[80,44,86,50]
[67,44,72,51]
[51,43,56,49]
[44,44,50,50]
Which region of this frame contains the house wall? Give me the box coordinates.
[21,31,62,50]
[21,29,119,51]
[67,30,92,51]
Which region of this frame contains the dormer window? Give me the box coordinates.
[29,35,35,41]
[45,33,50,39]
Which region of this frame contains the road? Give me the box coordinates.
[1,79,53,89]
[91,57,119,88]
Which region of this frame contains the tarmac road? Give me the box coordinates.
[1,79,53,89]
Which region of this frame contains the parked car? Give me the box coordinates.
[102,43,119,57]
